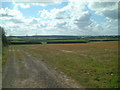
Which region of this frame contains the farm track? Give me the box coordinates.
[2,47,83,88]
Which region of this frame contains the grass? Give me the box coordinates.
[2,46,9,66]
[8,36,119,45]
[14,47,23,60]
[0,41,2,60]
[14,41,119,88]
[0,41,2,73]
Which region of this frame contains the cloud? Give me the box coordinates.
[101,9,118,20]
[39,0,88,28]
[0,7,25,25]
[0,7,28,35]
[32,0,62,6]
[27,18,40,24]
[13,2,30,8]
[87,2,118,35]
[1,13,14,17]
[88,2,116,9]
[0,8,23,19]
[74,11,92,29]
[88,2,118,20]
[18,4,30,8]
[37,0,118,36]
[1,0,118,36]
[11,0,62,8]
[9,19,24,23]
[55,21,67,29]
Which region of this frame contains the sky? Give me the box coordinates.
[0,0,119,36]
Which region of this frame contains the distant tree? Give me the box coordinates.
[0,26,8,46]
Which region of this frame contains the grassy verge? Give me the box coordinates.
[0,42,2,74]
[2,46,9,66]
[16,41,119,88]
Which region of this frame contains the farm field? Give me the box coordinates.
[1,1,119,88]
[7,36,119,45]
[16,41,119,88]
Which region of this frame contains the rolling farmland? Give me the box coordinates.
[11,41,119,88]
[2,35,119,88]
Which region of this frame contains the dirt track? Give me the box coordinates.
[2,47,83,88]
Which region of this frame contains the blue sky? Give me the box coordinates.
[0,0,118,36]
[2,2,68,18]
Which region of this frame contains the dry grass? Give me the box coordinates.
[15,41,119,88]
[2,46,9,66]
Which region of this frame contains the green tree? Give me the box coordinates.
[0,26,8,46]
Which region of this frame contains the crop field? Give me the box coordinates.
[7,36,119,45]
[15,41,119,88]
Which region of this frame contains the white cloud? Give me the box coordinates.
[35,0,118,36]
[13,2,30,8]
[32,1,61,6]
[18,4,30,8]
[25,0,63,6]
[1,0,118,36]
[0,7,25,30]
[0,8,23,18]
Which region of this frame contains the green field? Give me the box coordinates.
[14,41,119,88]
[7,35,119,44]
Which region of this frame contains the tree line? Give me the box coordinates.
[0,26,8,46]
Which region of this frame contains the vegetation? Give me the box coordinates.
[0,26,8,65]
[7,35,119,45]
[2,46,9,65]
[0,26,8,46]
[2,32,119,87]
[17,41,119,88]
